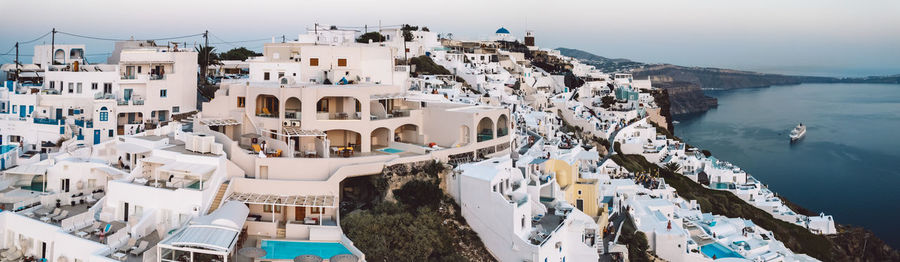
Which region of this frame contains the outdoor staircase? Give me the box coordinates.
[276,227,286,238]
[206,180,230,214]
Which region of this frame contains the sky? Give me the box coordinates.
[1,0,899,77]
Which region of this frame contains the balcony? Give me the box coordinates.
[317,112,361,120]
[33,118,62,125]
[150,74,166,80]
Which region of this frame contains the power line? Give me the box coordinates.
[56,31,204,42]
[208,34,270,45]
[19,31,52,44]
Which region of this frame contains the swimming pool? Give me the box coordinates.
[700,242,743,259]
[378,147,403,154]
[259,240,352,260]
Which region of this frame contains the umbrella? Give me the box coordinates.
[329,254,359,262]
[294,254,324,262]
[238,247,267,258]
[241,133,262,139]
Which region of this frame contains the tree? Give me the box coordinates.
[392,180,443,212]
[356,32,386,43]
[664,162,681,173]
[195,46,219,83]
[601,96,616,108]
[219,47,261,61]
[401,24,417,42]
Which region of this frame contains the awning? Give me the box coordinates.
[227,192,336,208]
[370,93,406,100]
[160,161,216,176]
[141,155,175,165]
[116,143,151,154]
[200,118,241,127]
[160,200,248,253]
[4,164,49,175]
[281,127,326,137]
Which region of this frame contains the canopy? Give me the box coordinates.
[4,164,49,176]
[227,192,336,208]
[200,118,241,127]
[160,200,248,253]
[140,155,175,165]
[281,127,326,137]
[160,161,216,176]
[116,143,151,154]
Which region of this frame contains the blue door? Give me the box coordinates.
[56,108,63,120]
[19,106,26,118]
[124,89,132,101]
[1,158,4,170]
[93,130,101,144]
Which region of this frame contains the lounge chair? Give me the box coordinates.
[130,241,149,255]
[95,224,113,236]
[51,210,70,222]
[117,238,138,252]
[44,208,62,219]
[274,149,282,157]
[33,206,54,216]
[1,251,22,262]
[251,144,262,153]
[83,222,102,234]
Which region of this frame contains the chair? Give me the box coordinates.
[83,222,102,234]
[274,149,282,157]
[52,210,70,222]
[44,208,61,219]
[251,144,262,153]
[130,241,149,255]
[118,238,138,252]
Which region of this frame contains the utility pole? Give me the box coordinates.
[203,30,209,84]
[51,28,56,64]
[14,42,19,83]
[282,35,285,43]
[314,23,319,45]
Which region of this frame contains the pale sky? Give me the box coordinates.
[2,0,899,77]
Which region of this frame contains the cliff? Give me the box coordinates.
[652,81,718,115]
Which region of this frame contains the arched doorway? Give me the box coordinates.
[394,124,420,144]
[370,127,391,149]
[317,97,361,120]
[477,117,494,142]
[496,114,509,137]
[285,97,301,120]
[255,95,279,118]
[326,129,362,156]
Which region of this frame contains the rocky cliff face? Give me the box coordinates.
[652,81,718,115]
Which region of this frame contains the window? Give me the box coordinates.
[103,83,112,93]
[337,58,347,67]
[311,207,321,214]
[91,82,98,90]
[263,205,282,213]
[99,107,108,121]
[309,58,319,66]
[160,89,167,97]
[264,72,270,81]
[49,81,55,89]
[109,130,114,137]
[76,83,83,93]
[68,83,74,93]
[278,72,285,79]
[317,99,328,112]
[521,216,525,229]
[237,97,246,108]
[137,66,142,74]
[172,106,180,113]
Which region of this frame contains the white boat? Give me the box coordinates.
[790,123,806,142]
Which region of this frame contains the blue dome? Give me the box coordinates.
[495,27,510,34]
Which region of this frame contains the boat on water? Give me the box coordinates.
[790,123,806,142]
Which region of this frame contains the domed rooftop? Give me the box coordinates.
[495,27,510,34]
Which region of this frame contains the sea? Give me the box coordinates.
[673,83,900,248]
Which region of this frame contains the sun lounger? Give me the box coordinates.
[83,222,102,234]
[118,238,138,252]
[130,241,149,255]
[44,208,62,218]
[51,210,70,222]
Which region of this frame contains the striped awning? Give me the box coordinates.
[281,127,326,137]
[200,118,241,127]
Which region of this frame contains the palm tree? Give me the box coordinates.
[663,162,681,173]
[194,46,220,83]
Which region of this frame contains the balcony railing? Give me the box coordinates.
[150,74,165,80]
[133,99,144,105]
[121,75,136,80]
[34,118,62,125]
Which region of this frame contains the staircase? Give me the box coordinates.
[206,181,230,214]
[276,227,286,238]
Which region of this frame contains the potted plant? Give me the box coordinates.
[55,199,61,208]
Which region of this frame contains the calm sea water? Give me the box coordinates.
[673,83,900,248]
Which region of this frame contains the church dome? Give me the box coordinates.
[495,27,510,34]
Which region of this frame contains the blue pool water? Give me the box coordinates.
[378,148,403,153]
[700,242,743,259]
[259,240,351,260]
[0,145,16,154]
